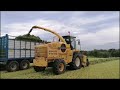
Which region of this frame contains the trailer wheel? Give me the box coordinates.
[53,59,66,75]
[6,61,19,72]
[33,66,46,72]
[20,60,30,70]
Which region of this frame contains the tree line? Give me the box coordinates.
[86,49,120,58]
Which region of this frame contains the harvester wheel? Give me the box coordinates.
[53,59,66,75]
[33,66,46,72]
[6,61,19,72]
[20,60,30,70]
[69,54,82,70]
[86,59,90,66]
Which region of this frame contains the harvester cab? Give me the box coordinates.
[27,26,89,75]
[62,35,80,50]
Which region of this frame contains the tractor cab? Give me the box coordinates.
[62,35,81,50]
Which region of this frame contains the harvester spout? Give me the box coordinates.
[28,26,66,44]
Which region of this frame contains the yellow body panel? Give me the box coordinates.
[33,57,47,67]
[82,55,87,66]
[82,55,87,63]
[66,49,73,63]
[47,49,58,58]
[34,41,74,66]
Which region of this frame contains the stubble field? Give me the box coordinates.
[0,57,119,79]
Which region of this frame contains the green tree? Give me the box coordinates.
[93,49,99,57]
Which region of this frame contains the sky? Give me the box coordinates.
[0,11,119,50]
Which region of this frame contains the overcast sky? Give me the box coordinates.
[1,11,119,50]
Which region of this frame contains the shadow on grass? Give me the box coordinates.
[0,65,6,71]
[40,68,54,76]
[39,66,78,76]
[0,65,33,72]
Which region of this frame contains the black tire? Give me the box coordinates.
[53,59,66,75]
[20,60,30,70]
[33,66,46,72]
[86,59,90,66]
[6,61,19,72]
[69,53,82,70]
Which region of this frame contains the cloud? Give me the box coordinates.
[1,18,85,40]
[79,27,119,50]
[79,27,119,44]
[68,12,118,27]
[1,11,119,50]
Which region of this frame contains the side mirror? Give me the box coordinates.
[76,39,80,45]
[76,39,81,50]
[78,41,80,45]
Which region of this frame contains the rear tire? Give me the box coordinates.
[20,60,30,70]
[33,66,46,72]
[86,59,90,66]
[69,54,82,70]
[6,61,19,72]
[53,59,66,75]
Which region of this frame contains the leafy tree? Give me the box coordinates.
[87,49,119,58]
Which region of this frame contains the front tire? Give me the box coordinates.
[86,59,90,66]
[69,54,82,70]
[53,59,66,75]
[6,61,19,72]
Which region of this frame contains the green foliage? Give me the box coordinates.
[15,34,43,42]
[87,49,120,58]
[89,57,119,65]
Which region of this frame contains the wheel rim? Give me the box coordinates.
[59,63,64,72]
[22,62,28,69]
[75,57,80,67]
[10,63,17,71]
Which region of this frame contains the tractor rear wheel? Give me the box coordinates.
[69,54,82,70]
[53,59,66,75]
[33,66,46,72]
[86,59,90,66]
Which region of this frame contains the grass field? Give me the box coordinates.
[0,58,119,79]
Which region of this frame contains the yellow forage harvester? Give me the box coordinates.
[27,26,89,75]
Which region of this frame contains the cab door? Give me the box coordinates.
[75,39,81,51]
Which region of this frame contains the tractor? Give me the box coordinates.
[27,26,89,75]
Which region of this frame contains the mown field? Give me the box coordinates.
[0,57,119,79]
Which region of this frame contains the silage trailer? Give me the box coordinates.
[0,34,41,72]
